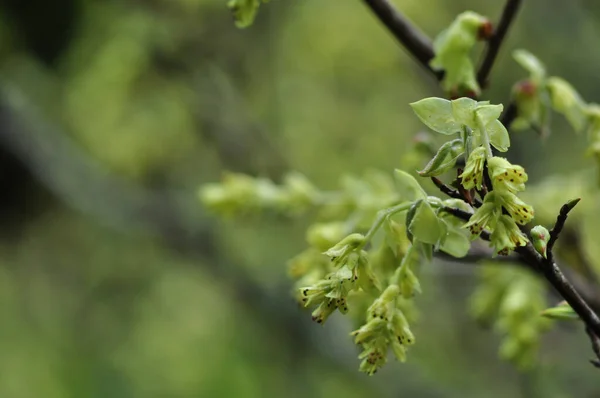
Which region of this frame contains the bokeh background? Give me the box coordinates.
[1,0,600,397]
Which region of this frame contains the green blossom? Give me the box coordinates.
[487,157,528,193]
[490,215,528,255]
[464,194,500,236]
[324,233,366,265]
[352,286,415,375]
[460,146,487,190]
[498,192,535,225]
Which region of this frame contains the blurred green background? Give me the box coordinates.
[1,0,600,397]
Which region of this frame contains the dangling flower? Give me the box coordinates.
[497,192,535,225]
[460,146,487,190]
[490,214,529,255]
[463,192,501,236]
[487,157,528,193]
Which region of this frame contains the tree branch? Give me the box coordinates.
[443,203,600,339]
[585,326,600,368]
[500,101,518,129]
[477,0,523,88]
[547,198,581,263]
[362,0,442,80]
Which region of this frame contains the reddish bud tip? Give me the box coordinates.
[478,20,493,40]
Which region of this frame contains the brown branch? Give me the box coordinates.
[585,326,600,368]
[362,0,443,80]
[547,198,581,263]
[477,0,524,88]
[431,176,483,207]
[443,204,600,339]
[500,101,518,129]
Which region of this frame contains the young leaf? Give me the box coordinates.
[410,98,461,134]
[547,77,587,132]
[451,97,478,126]
[408,201,446,246]
[439,224,471,258]
[475,104,504,126]
[418,139,464,177]
[541,301,578,321]
[486,120,510,152]
[394,169,427,200]
[513,49,546,82]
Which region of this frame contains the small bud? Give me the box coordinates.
[530,225,550,258]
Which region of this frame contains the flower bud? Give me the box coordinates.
[530,225,550,258]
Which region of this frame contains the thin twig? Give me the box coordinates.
[477,0,524,88]
[585,326,600,368]
[500,101,518,129]
[547,198,581,263]
[443,204,600,339]
[431,176,483,207]
[362,0,443,80]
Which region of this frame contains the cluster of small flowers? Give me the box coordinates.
[461,152,534,254]
[350,285,415,375]
[298,234,378,324]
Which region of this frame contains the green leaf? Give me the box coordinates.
[540,301,578,321]
[410,98,462,134]
[513,49,546,81]
[547,77,587,132]
[228,0,261,28]
[439,224,471,257]
[486,119,510,152]
[394,169,427,200]
[451,97,478,126]
[416,242,434,263]
[418,139,464,177]
[475,104,504,126]
[408,201,446,246]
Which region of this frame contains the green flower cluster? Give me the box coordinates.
[351,285,415,375]
[199,171,318,216]
[430,12,491,97]
[511,49,600,180]
[410,96,533,255]
[470,264,551,370]
[463,156,533,255]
